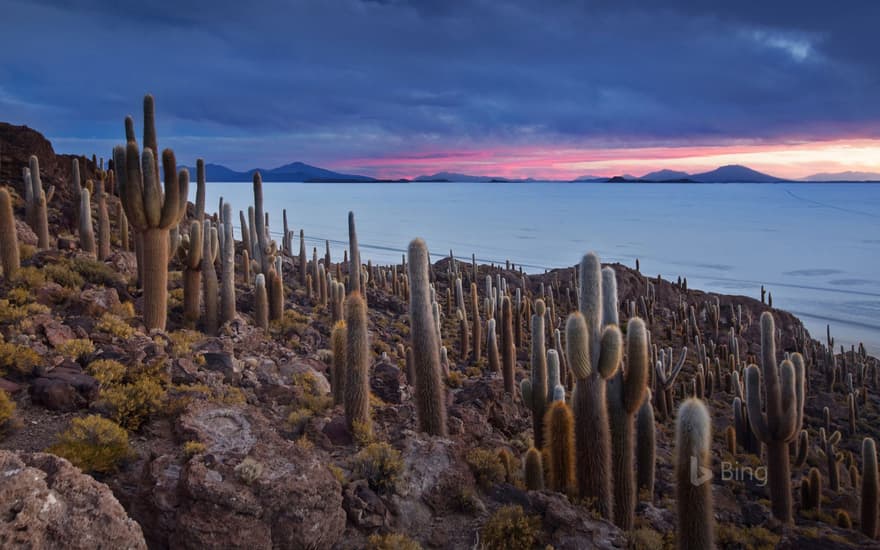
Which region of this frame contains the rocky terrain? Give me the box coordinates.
[0,98,879,549]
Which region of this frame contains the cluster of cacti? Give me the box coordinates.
[567,252,622,520]
[115,95,189,331]
[675,398,714,550]
[407,238,447,436]
[0,188,20,278]
[744,312,805,523]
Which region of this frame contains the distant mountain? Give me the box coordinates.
[572,174,606,182]
[640,169,690,181]
[193,161,377,182]
[802,171,880,182]
[414,172,536,182]
[690,164,787,183]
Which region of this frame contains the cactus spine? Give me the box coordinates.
[862,437,879,539]
[407,238,447,436]
[568,252,622,520]
[524,447,544,490]
[675,398,714,550]
[522,299,548,449]
[0,188,19,279]
[331,321,347,405]
[544,400,575,493]
[344,293,371,435]
[608,316,650,529]
[79,187,96,256]
[116,96,189,330]
[744,312,805,523]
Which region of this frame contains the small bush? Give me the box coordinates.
[18,244,35,261]
[0,341,41,376]
[287,408,313,432]
[96,313,135,339]
[234,457,263,484]
[111,301,136,318]
[183,441,206,457]
[0,299,49,325]
[56,338,95,361]
[366,533,422,550]
[72,257,124,286]
[86,359,127,386]
[466,448,506,489]
[10,266,46,290]
[352,442,403,494]
[99,376,164,431]
[627,527,666,550]
[43,263,85,289]
[49,415,131,474]
[481,505,540,550]
[0,390,16,438]
[352,419,374,447]
[168,330,203,357]
[445,371,465,388]
[293,372,332,414]
[6,287,30,306]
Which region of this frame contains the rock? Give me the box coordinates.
[0,378,22,394]
[33,314,75,347]
[35,282,67,306]
[283,358,331,393]
[135,403,346,549]
[370,361,402,404]
[343,479,390,530]
[29,378,80,411]
[0,450,146,549]
[78,287,121,317]
[14,218,38,246]
[322,415,354,446]
[203,351,241,383]
[57,236,77,250]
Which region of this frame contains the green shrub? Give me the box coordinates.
[481,505,540,550]
[49,415,131,473]
[0,341,41,376]
[72,257,124,286]
[183,440,206,457]
[93,359,167,431]
[87,359,127,386]
[43,263,85,289]
[95,314,135,339]
[366,533,422,550]
[352,442,403,494]
[0,390,16,438]
[466,448,506,489]
[56,338,95,361]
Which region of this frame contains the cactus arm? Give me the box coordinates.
[565,312,592,379]
[123,142,147,229]
[596,325,622,380]
[760,313,784,425]
[745,364,772,442]
[159,149,179,228]
[623,318,650,413]
[141,148,162,227]
[176,168,189,222]
[776,360,799,441]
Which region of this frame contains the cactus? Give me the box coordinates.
[331,321,347,405]
[407,238,447,436]
[331,280,345,323]
[0,188,20,279]
[521,299,548,449]
[675,398,714,550]
[637,389,656,500]
[568,252,622,520]
[524,447,544,490]
[547,349,561,402]
[79,187,96,256]
[195,159,206,224]
[501,296,516,394]
[253,173,269,275]
[344,293,371,435]
[117,202,130,251]
[471,282,482,363]
[487,318,500,373]
[179,221,203,327]
[254,273,269,330]
[801,467,822,511]
[116,134,188,331]
[27,156,50,249]
[608,317,650,529]
[202,223,220,335]
[269,267,284,321]
[220,203,236,325]
[348,211,361,294]
[744,312,805,523]
[861,437,879,539]
[544,400,575,493]
[96,176,111,260]
[457,308,470,363]
[299,229,307,286]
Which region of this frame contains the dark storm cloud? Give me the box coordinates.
[1,0,878,170]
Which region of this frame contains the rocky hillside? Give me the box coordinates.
[0,101,878,549]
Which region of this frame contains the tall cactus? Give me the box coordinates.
[253,173,269,275]
[471,282,482,363]
[0,188,20,279]
[407,238,447,436]
[524,447,544,490]
[501,296,516,394]
[744,312,805,523]
[179,221,203,327]
[861,437,879,539]
[202,223,219,335]
[79,187,96,256]
[254,273,269,330]
[116,125,188,330]
[195,159,206,224]
[544,400,575,493]
[331,321,347,405]
[220,203,236,325]
[521,299,548,449]
[568,252,622,520]
[96,175,111,260]
[487,318,500,373]
[28,156,50,249]
[675,398,714,550]
[344,293,371,435]
[637,389,656,501]
[608,316,650,529]
[269,267,284,321]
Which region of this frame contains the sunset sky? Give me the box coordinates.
[2,0,879,180]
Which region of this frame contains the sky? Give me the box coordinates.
[1,0,879,180]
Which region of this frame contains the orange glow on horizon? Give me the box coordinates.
[336,139,880,180]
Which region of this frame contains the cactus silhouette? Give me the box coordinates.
[544,400,575,493]
[744,313,805,523]
[675,398,714,550]
[407,238,447,436]
[269,267,284,321]
[568,252,622,520]
[0,188,20,279]
[253,173,269,275]
[117,131,188,330]
[27,156,50,249]
[348,211,361,294]
[344,293,371,435]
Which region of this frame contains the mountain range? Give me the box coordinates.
[189,161,880,184]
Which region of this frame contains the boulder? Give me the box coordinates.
[0,450,146,549]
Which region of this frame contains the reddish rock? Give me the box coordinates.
[0,450,146,549]
[370,361,403,404]
[78,287,122,317]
